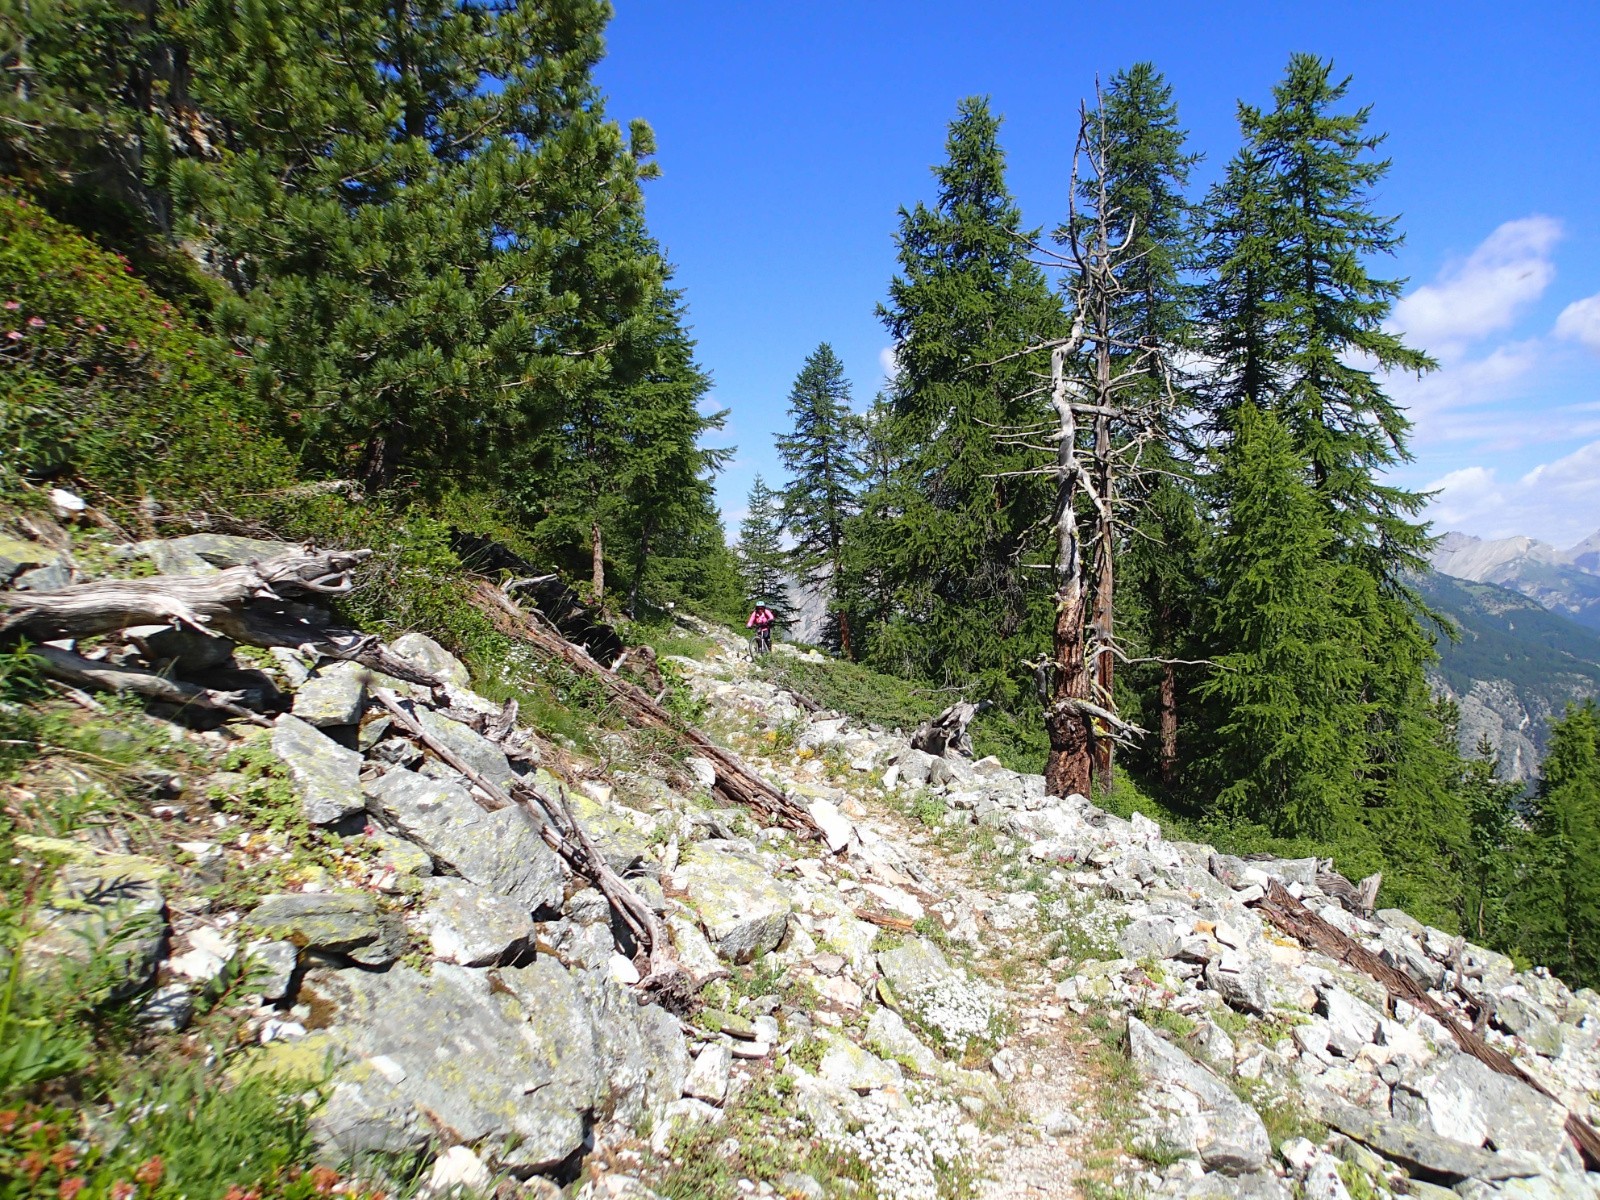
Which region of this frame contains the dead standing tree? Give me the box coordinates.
[999,98,1177,796]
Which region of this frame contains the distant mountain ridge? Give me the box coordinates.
[1430,528,1600,631]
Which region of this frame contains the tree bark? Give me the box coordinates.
[1091,406,1115,786]
[590,519,604,603]
[1158,660,1179,788]
[1045,581,1094,797]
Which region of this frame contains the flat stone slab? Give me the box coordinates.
[418,878,535,966]
[272,714,365,825]
[675,841,790,964]
[293,661,371,728]
[364,767,564,912]
[306,959,686,1171]
[1312,1093,1545,1184]
[249,892,404,967]
[1391,1052,1569,1169]
[387,633,470,688]
[1128,1016,1271,1175]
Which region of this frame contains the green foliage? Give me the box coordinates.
[860,95,1064,692]
[0,191,296,513]
[735,476,794,627]
[777,342,865,652]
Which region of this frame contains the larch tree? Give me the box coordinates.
[777,343,864,656]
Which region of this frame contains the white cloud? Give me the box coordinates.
[1390,216,1563,359]
[1555,293,1600,353]
[1383,341,1542,443]
[1424,439,1600,546]
[878,345,899,380]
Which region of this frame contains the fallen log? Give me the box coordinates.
[373,688,693,1011]
[475,582,821,840]
[0,548,440,687]
[32,645,271,726]
[1251,879,1600,1170]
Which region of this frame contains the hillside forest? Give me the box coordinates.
[3,0,1598,998]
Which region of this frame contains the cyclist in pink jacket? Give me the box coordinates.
[746,600,776,656]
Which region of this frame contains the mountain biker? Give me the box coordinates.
[746,600,776,655]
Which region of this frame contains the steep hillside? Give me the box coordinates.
[1431,531,1600,632]
[1417,570,1600,780]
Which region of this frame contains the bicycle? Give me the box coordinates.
[748,626,772,658]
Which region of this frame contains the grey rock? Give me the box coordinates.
[1120,915,1190,961]
[1458,1175,1600,1200]
[684,1042,732,1105]
[1389,1053,1568,1168]
[20,844,169,1000]
[565,783,655,875]
[877,937,964,1003]
[675,841,791,964]
[364,767,564,912]
[292,661,371,727]
[895,749,938,787]
[1178,1173,1292,1200]
[0,535,50,582]
[141,983,195,1032]
[1310,1093,1544,1183]
[817,1031,901,1092]
[865,1007,940,1076]
[272,714,365,825]
[418,878,534,967]
[1127,1016,1271,1174]
[246,938,299,1002]
[1205,956,1273,1016]
[134,534,291,575]
[248,892,404,967]
[1320,986,1382,1057]
[388,632,470,688]
[417,707,519,791]
[777,1172,825,1200]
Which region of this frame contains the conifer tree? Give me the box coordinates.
[735,477,793,628]
[777,343,863,655]
[1198,403,1371,838]
[1515,701,1600,988]
[871,96,1064,690]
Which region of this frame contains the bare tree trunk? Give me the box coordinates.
[1158,660,1179,788]
[1044,345,1095,798]
[1091,402,1115,787]
[837,610,853,660]
[590,519,604,603]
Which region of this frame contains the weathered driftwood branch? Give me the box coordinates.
[373,688,692,1010]
[910,700,988,758]
[1251,879,1600,1170]
[0,549,440,687]
[32,645,271,726]
[475,582,822,840]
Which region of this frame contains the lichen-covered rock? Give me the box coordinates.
[1390,1053,1569,1168]
[683,1042,731,1105]
[418,878,534,966]
[245,938,300,1002]
[387,632,470,688]
[1127,1016,1271,1175]
[417,708,519,790]
[272,714,365,825]
[133,534,291,575]
[876,937,995,1047]
[364,767,563,912]
[292,661,371,728]
[248,892,403,967]
[18,836,170,1000]
[817,1031,902,1092]
[305,958,685,1172]
[675,840,790,964]
[564,781,654,874]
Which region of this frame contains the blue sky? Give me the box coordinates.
[596,1,1600,549]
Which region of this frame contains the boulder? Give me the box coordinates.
[1311,1094,1544,1184]
[364,767,564,912]
[141,626,238,673]
[806,798,854,854]
[1390,1053,1569,1168]
[1319,986,1382,1057]
[388,632,470,688]
[19,838,170,1000]
[249,892,404,967]
[272,714,365,825]
[292,661,371,727]
[417,878,536,966]
[565,783,654,875]
[246,938,300,1002]
[133,534,291,575]
[816,1032,902,1092]
[418,708,520,791]
[684,1042,732,1105]
[1127,1017,1271,1175]
[675,841,791,964]
[864,1007,941,1077]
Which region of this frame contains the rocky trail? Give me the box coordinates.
[9,530,1600,1200]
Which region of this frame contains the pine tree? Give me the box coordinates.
[1454,727,1526,948]
[777,343,863,655]
[871,96,1065,691]
[1515,701,1600,988]
[176,0,653,492]
[1198,403,1371,838]
[735,477,793,628]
